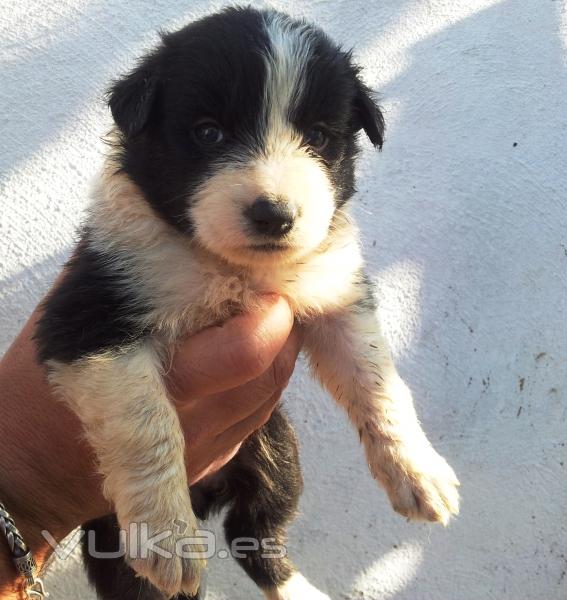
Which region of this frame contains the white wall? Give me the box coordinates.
[1,1,566,598]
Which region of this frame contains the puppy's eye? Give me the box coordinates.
[194,122,224,145]
[304,127,328,150]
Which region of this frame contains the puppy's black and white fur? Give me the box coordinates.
[36,7,459,600]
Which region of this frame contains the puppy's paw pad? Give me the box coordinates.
[388,450,460,525]
[266,573,332,600]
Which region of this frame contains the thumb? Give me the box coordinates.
[168,295,294,398]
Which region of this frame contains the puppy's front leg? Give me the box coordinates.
[49,342,204,596]
[304,288,459,524]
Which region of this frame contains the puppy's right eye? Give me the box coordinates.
[194,122,224,145]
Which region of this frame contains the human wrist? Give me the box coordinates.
[0,484,55,598]
[0,312,110,578]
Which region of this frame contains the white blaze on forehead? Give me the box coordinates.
[189,14,337,269]
[262,12,314,152]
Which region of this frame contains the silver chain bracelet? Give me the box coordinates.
[0,502,49,599]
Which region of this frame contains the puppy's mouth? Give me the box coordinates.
[247,242,291,253]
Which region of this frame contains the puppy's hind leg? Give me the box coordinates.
[50,343,205,597]
[223,409,330,600]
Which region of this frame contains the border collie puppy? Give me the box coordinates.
[36,7,459,600]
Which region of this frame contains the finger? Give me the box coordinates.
[184,394,280,483]
[187,443,243,485]
[168,295,293,398]
[194,324,303,433]
[215,393,280,448]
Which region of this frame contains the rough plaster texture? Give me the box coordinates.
[1,0,566,598]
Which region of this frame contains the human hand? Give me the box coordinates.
[169,294,301,483]
[0,291,299,592]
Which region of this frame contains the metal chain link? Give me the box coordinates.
[0,502,29,559]
[0,502,49,598]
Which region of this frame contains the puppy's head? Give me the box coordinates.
[108,7,384,267]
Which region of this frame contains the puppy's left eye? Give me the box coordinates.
[194,122,224,145]
[304,127,328,150]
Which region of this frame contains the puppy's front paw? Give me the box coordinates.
[124,519,206,597]
[385,447,460,525]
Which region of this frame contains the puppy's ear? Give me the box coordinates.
[353,81,385,149]
[107,59,159,138]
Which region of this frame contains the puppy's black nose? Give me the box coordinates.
[247,197,295,237]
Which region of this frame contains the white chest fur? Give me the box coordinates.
[89,169,364,342]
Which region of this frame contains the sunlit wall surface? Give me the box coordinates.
[1,1,566,598]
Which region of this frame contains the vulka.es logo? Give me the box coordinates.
[42,523,287,561]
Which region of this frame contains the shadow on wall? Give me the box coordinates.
[0,0,213,180]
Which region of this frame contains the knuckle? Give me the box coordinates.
[228,337,272,380]
[257,406,274,428]
[269,353,295,389]
[185,422,205,446]
[252,398,278,430]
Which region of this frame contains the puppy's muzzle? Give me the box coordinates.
[246,196,296,238]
